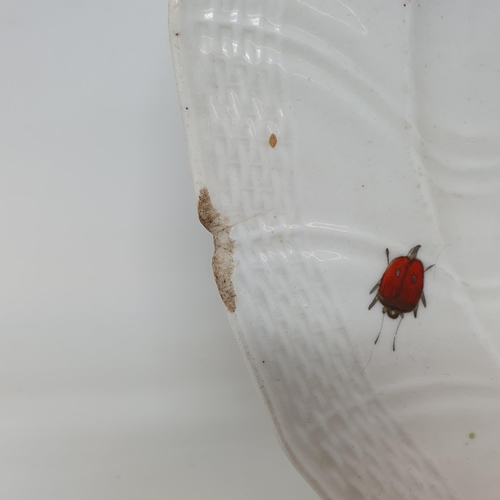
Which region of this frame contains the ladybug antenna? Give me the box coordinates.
[385,248,390,265]
[392,316,404,351]
[408,245,421,260]
[374,313,385,345]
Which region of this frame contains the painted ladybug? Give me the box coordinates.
[368,245,433,350]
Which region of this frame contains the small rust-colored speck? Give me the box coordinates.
[197,187,236,313]
[175,32,180,36]
[269,133,277,148]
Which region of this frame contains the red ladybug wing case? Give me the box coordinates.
[378,256,410,301]
[398,259,424,310]
[379,257,424,313]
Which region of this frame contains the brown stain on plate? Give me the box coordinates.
[269,133,277,148]
[197,187,236,313]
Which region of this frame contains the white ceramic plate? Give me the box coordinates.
[170,1,500,498]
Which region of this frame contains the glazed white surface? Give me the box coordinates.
[170,1,500,499]
[0,1,313,499]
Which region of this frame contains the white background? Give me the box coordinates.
[0,1,317,499]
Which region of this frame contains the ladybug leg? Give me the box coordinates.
[392,315,404,351]
[421,291,427,308]
[413,302,419,318]
[408,245,421,260]
[368,294,379,310]
[374,310,386,344]
[386,248,390,265]
[369,280,380,294]
[424,264,434,273]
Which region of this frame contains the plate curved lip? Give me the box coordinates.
[167,3,327,497]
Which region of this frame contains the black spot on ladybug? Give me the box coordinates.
[395,268,401,277]
[411,274,417,283]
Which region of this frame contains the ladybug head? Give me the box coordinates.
[382,306,403,320]
[407,244,421,260]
